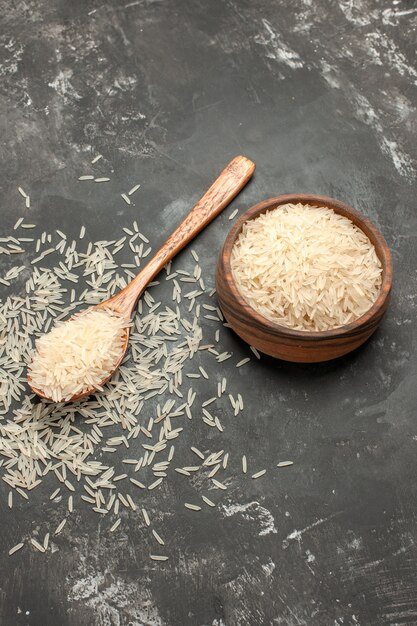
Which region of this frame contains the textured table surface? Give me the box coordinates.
[0,0,416,625]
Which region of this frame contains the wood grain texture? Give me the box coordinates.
[216,194,393,363]
[101,155,255,317]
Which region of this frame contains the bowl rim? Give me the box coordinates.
[221,193,393,340]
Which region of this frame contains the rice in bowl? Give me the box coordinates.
[230,203,382,332]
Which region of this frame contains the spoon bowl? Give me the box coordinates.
[28,318,130,403]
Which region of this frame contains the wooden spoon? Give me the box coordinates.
[28,155,256,402]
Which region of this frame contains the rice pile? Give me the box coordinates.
[1,176,292,560]
[231,203,382,331]
[28,308,128,402]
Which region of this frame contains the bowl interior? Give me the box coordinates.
[221,194,393,339]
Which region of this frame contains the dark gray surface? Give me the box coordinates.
[0,0,416,625]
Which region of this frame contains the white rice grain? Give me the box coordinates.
[128,184,141,196]
[152,529,165,545]
[9,542,24,555]
[252,470,266,479]
[184,503,201,511]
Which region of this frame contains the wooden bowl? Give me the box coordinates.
[216,194,393,363]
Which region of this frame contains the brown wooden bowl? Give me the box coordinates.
[216,194,393,363]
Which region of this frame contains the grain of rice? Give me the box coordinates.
[252,470,266,479]
[184,503,201,511]
[110,519,121,532]
[107,495,116,510]
[121,193,131,205]
[229,208,238,220]
[148,478,163,490]
[14,218,24,230]
[114,474,128,481]
[277,461,294,467]
[205,314,221,322]
[94,177,110,183]
[237,394,243,410]
[78,175,95,181]
[9,542,24,555]
[236,358,250,368]
[138,232,149,243]
[208,463,221,477]
[211,479,227,490]
[250,346,260,359]
[242,455,247,474]
[191,446,205,460]
[150,554,168,561]
[79,225,86,239]
[126,494,136,510]
[18,187,28,198]
[25,196,30,208]
[128,184,141,196]
[202,495,215,507]
[82,495,95,504]
[152,529,165,545]
[199,366,208,379]
[31,538,45,552]
[91,154,103,164]
[175,468,190,476]
[142,508,151,526]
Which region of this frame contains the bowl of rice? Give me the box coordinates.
[216,194,392,362]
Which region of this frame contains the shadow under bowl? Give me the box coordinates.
[215,194,393,363]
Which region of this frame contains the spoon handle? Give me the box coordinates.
[105,155,255,317]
